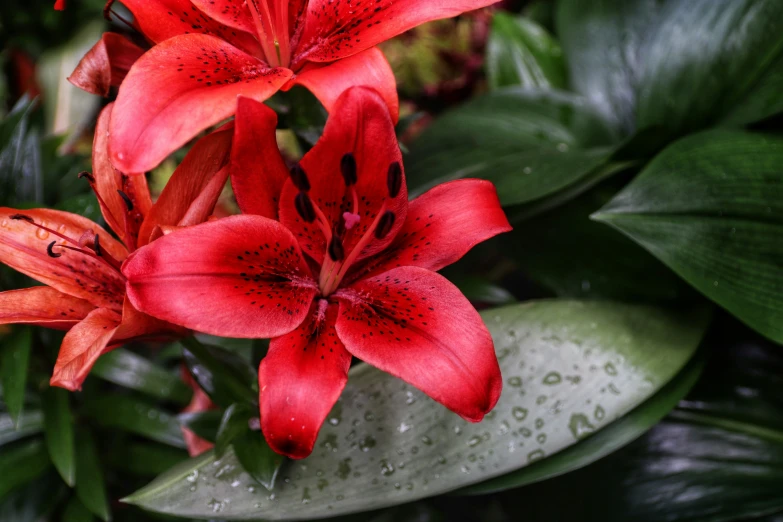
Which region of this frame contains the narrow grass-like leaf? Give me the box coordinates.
[177,411,222,444]
[63,497,95,522]
[0,411,43,446]
[0,439,51,499]
[83,394,185,449]
[0,327,32,426]
[181,337,257,408]
[125,300,709,520]
[42,387,76,486]
[75,429,111,521]
[215,404,254,459]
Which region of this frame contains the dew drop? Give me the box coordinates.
[594,405,606,421]
[536,433,547,444]
[507,376,523,387]
[535,418,545,429]
[568,413,596,440]
[380,459,395,476]
[467,435,482,447]
[35,227,49,240]
[512,406,528,421]
[543,371,562,385]
[604,362,618,376]
[527,449,546,462]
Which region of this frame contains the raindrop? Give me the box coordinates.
[508,376,523,387]
[527,449,546,462]
[359,436,376,452]
[522,167,532,175]
[421,436,433,446]
[568,413,596,440]
[497,420,510,435]
[536,433,547,444]
[336,458,352,480]
[467,435,482,447]
[543,372,562,385]
[186,470,199,483]
[405,391,417,405]
[604,362,618,376]
[364,411,375,421]
[35,227,50,240]
[594,405,606,421]
[380,459,395,476]
[512,406,528,421]
[398,422,411,433]
[535,418,545,430]
[301,487,311,504]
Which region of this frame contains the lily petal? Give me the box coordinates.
[138,125,234,247]
[50,307,122,391]
[230,97,289,220]
[349,180,512,281]
[113,296,189,343]
[0,287,96,330]
[260,301,351,459]
[296,0,497,63]
[68,33,145,97]
[122,0,262,54]
[189,0,255,35]
[335,266,502,422]
[110,34,292,173]
[0,208,127,311]
[93,103,152,251]
[124,215,318,338]
[182,384,216,456]
[288,47,399,123]
[279,87,407,264]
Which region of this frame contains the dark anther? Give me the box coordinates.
[340,153,358,186]
[47,241,62,258]
[328,236,345,262]
[375,211,396,240]
[10,214,33,223]
[78,171,96,183]
[387,162,402,198]
[289,164,311,192]
[333,218,346,239]
[117,190,134,211]
[93,234,102,256]
[294,192,316,223]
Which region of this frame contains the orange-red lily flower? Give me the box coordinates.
[0,103,233,391]
[77,0,498,173]
[123,87,511,459]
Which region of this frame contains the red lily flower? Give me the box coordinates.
[54,0,65,10]
[98,0,498,173]
[0,103,233,391]
[181,368,217,457]
[123,87,511,459]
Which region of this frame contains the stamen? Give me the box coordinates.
[375,211,396,240]
[10,214,33,223]
[78,171,95,182]
[342,211,361,230]
[117,190,134,211]
[47,241,62,258]
[93,234,102,256]
[289,164,311,192]
[294,192,316,223]
[340,153,357,186]
[247,0,281,66]
[387,162,402,198]
[327,236,345,262]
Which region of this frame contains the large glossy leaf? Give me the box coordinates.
[181,338,257,409]
[405,88,618,206]
[0,473,65,522]
[494,328,783,522]
[486,13,566,91]
[557,0,783,136]
[91,348,193,406]
[42,387,76,486]
[594,130,783,343]
[83,394,185,449]
[0,411,43,446]
[75,429,111,521]
[125,300,709,520]
[0,327,32,426]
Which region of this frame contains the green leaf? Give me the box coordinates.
[177,411,222,444]
[83,394,185,449]
[458,343,707,495]
[510,181,685,301]
[0,411,43,446]
[232,430,284,491]
[124,300,709,520]
[0,439,51,500]
[0,327,32,426]
[107,442,188,477]
[42,387,76,486]
[452,277,517,307]
[75,429,111,521]
[593,130,783,343]
[91,349,193,406]
[557,0,783,136]
[486,13,566,90]
[181,337,257,408]
[406,88,618,207]
[497,330,783,522]
[0,472,66,522]
[0,97,42,204]
[63,497,95,522]
[215,404,254,459]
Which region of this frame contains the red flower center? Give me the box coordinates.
[289,155,403,297]
[247,0,294,67]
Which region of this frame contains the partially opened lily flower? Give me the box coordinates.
[84,0,499,172]
[0,103,233,391]
[123,87,511,459]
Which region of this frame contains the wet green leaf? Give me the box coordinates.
[486,13,566,90]
[0,327,32,426]
[83,394,185,449]
[0,439,51,500]
[42,387,75,486]
[91,349,192,406]
[178,411,222,444]
[125,300,709,520]
[232,430,284,491]
[75,429,111,521]
[181,338,257,408]
[215,404,254,459]
[594,130,783,342]
[0,411,43,446]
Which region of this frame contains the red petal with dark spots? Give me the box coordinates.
[279,87,407,264]
[295,0,498,63]
[287,47,399,123]
[93,103,152,252]
[189,0,255,36]
[0,208,127,311]
[260,301,351,459]
[50,307,122,391]
[335,266,502,422]
[137,125,234,247]
[0,287,96,331]
[230,97,289,220]
[110,34,292,173]
[67,33,145,97]
[124,215,318,338]
[348,179,512,281]
[122,0,262,55]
